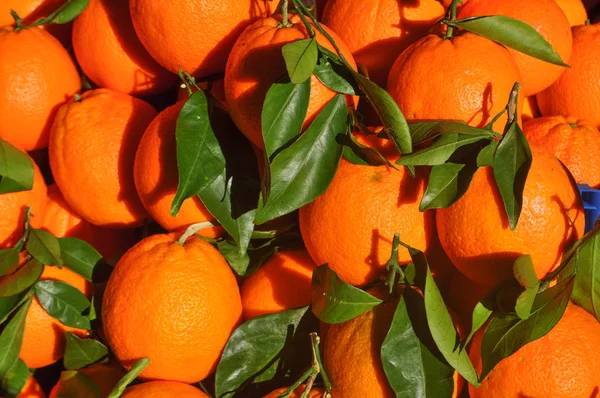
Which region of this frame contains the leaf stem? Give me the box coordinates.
[506,82,521,126]
[279,0,293,28]
[14,207,32,252]
[385,233,405,295]
[310,332,332,395]
[277,367,313,398]
[10,10,23,32]
[177,222,216,245]
[444,0,460,40]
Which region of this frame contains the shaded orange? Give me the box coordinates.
[17,375,45,398]
[521,96,541,123]
[121,381,209,398]
[49,89,156,228]
[458,0,573,96]
[0,0,72,46]
[387,33,522,129]
[49,362,125,398]
[0,27,80,151]
[537,23,600,128]
[264,385,325,398]
[436,146,585,287]
[224,14,357,149]
[444,270,491,332]
[102,234,242,383]
[554,0,588,26]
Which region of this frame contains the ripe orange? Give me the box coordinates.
[469,303,600,397]
[436,146,585,287]
[49,362,125,398]
[537,23,600,128]
[241,249,317,320]
[458,0,573,96]
[554,0,588,26]
[0,0,71,46]
[121,381,209,398]
[264,385,325,398]
[21,265,92,369]
[129,0,271,76]
[299,160,434,287]
[134,100,220,237]
[387,33,522,129]
[72,0,176,96]
[49,89,156,228]
[224,14,357,149]
[322,0,447,86]
[102,234,242,383]
[523,116,600,188]
[17,375,45,398]
[521,96,541,122]
[0,27,80,151]
[0,156,47,248]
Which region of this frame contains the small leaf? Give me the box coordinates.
[0,359,28,398]
[476,140,499,167]
[0,250,20,278]
[217,240,250,276]
[568,228,600,321]
[42,0,89,24]
[0,298,32,377]
[464,300,494,348]
[420,163,477,211]
[448,16,569,67]
[107,358,150,398]
[337,133,389,167]
[34,280,91,329]
[515,286,538,320]
[0,139,34,194]
[54,371,101,398]
[313,61,357,95]
[64,333,109,370]
[0,259,43,298]
[26,228,62,267]
[397,132,493,166]
[311,265,383,324]
[282,38,319,84]
[513,255,538,288]
[59,237,109,282]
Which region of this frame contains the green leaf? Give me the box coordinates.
[34,280,91,329]
[0,296,27,326]
[515,286,538,320]
[255,94,346,224]
[420,163,475,211]
[447,16,569,67]
[0,259,43,298]
[64,333,109,370]
[107,358,150,398]
[0,139,33,194]
[313,61,357,95]
[476,140,499,167]
[0,359,28,398]
[569,229,600,321]
[463,300,494,348]
[44,0,89,24]
[408,121,488,146]
[171,90,226,216]
[261,79,310,160]
[59,237,110,283]
[492,121,532,230]
[0,250,20,278]
[311,265,382,324]
[337,133,389,167]
[282,38,318,84]
[513,255,539,288]
[26,228,62,267]
[217,240,250,276]
[397,132,493,166]
[0,298,32,377]
[54,371,102,398]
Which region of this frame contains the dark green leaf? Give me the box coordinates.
[420,163,475,211]
[34,280,91,329]
[569,229,600,320]
[0,298,32,377]
[58,237,109,282]
[0,139,33,194]
[282,38,318,84]
[217,240,250,276]
[337,133,389,167]
[408,121,487,146]
[0,259,43,298]
[397,132,493,166]
[106,358,150,398]
[26,228,62,267]
[476,140,499,167]
[0,250,20,278]
[64,333,109,370]
[313,62,356,95]
[54,371,101,398]
[448,16,569,67]
[255,94,346,224]
[0,296,26,326]
[0,359,28,398]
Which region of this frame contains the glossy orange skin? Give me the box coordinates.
[458,0,573,96]
[73,0,175,96]
[524,116,600,188]
[129,0,271,76]
[121,381,209,398]
[21,266,92,369]
[0,0,72,46]
[387,33,522,129]
[102,234,242,383]
[17,376,46,398]
[49,362,125,398]
[134,101,220,237]
[537,24,600,129]
[437,146,585,287]
[0,27,80,151]
[241,249,317,320]
[469,303,600,397]
[49,89,156,228]
[322,0,447,86]
[264,386,325,398]
[224,15,357,149]
[554,0,588,26]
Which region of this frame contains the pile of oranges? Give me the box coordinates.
[0,0,599,397]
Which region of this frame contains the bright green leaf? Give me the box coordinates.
[0,139,33,194]
[0,298,32,378]
[59,237,110,282]
[34,280,91,329]
[26,228,62,267]
[64,333,109,370]
[0,259,43,298]
[568,228,600,321]
[282,38,318,84]
[0,359,28,398]
[106,358,150,398]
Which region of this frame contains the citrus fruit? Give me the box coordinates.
[17,375,45,398]
[134,100,220,237]
[49,362,125,398]
[554,0,588,26]
[121,381,209,398]
[436,146,585,287]
[0,0,71,46]
[224,14,357,149]
[469,303,600,397]
[241,249,317,320]
[102,233,242,383]
[0,27,80,151]
[536,23,600,128]
[521,96,541,122]
[72,0,175,96]
[458,0,573,96]
[49,89,156,228]
[264,385,325,398]
[523,116,600,188]
[322,0,447,86]
[387,32,522,129]
[129,0,271,76]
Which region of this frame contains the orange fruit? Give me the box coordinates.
[554,0,588,26]
[458,0,573,96]
[264,385,325,398]
[17,375,45,398]
[0,156,47,248]
[121,381,209,398]
[299,160,434,287]
[322,0,447,86]
[0,0,72,46]
[469,303,600,397]
[521,96,541,122]
[129,0,271,76]
[72,0,176,96]
[523,116,600,188]
[0,27,80,151]
[102,234,242,383]
[49,89,156,228]
[387,33,522,129]
[224,14,357,149]
[21,265,92,369]
[134,100,220,237]
[49,362,125,398]
[537,23,600,128]
[241,249,317,320]
[436,146,585,287]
